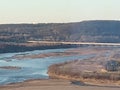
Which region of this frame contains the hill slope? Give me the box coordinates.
[0,20,120,43]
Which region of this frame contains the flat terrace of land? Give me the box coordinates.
[11,47,110,60]
[48,47,120,85]
[28,41,120,46]
[1,41,120,53]
[0,79,120,90]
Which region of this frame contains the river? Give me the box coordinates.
[0,48,92,85]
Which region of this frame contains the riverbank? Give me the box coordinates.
[48,47,120,86]
[0,47,120,89]
[48,71,120,86]
[0,42,75,53]
[48,62,120,86]
[0,79,120,90]
[1,41,119,53]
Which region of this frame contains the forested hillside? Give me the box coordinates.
[0,20,120,43]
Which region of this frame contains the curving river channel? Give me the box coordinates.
[0,48,92,85]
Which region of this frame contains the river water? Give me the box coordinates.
[0,48,92,85]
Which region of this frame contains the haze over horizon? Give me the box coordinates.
[0,0,120,24]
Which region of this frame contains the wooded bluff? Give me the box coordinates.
[0,20,120,43]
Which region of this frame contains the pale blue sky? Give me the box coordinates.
[0,0,120,24]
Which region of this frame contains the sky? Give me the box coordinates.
[0,0,120,24]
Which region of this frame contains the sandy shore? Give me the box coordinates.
[0,79,120,90]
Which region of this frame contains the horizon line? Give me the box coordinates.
[0,20,120,25]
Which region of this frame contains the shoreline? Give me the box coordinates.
[48,72,120,86]
[0,42,78,54]
[47,47,120,86]
[0,79,120,90]
[0,47,120,90]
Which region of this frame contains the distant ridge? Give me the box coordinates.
[0,20,120,43]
